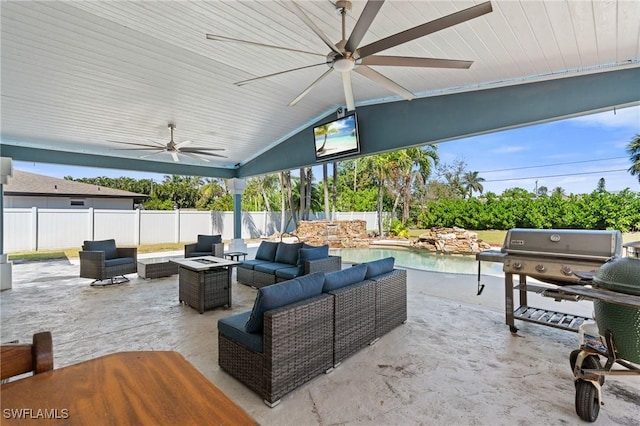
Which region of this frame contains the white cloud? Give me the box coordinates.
[571,105,640,130]
[492,145,528,154]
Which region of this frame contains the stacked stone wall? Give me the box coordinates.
[294,220,369,248]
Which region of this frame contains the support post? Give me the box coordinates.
[1,157,13,290]
[227,178,247,252]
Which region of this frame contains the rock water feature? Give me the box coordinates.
[293,221,491,254]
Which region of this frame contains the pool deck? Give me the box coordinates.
[1,250,638,425]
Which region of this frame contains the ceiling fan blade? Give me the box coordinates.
[171,152,180,162]
[140,152,163,159]
[354,65,415,100]
[175,140,192,148]
[235,63,326,86]
[362,55,473,69]
[110,147,164,151]
[180,147,225,153]
[289,1,342,55]
[205,34,325,57]
[108,140,165,149]
[346,0,385,53]
[184,149,228,158]
[342,72,356,112]
[179,152,211,163]
[289,68,334,107]
[357,1,493,58]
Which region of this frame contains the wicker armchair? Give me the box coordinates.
[79,239,137,285]
[219,294,334,407]
[184,234,224,258]
[1,331,53,381]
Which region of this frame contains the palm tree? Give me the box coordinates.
[313,123,338,153]
[627,134,640,184]
[462,171,485,198]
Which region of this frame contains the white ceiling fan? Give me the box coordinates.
[110,123,226,163]
[206,0,493,111]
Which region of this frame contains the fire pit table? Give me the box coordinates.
[170,256,240,314]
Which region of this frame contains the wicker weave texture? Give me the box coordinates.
[184,242,224,258]
[219,294,334,405]
[374,269,408,337]
[305,256,342,274]
[330,280,377,365]
[236,267,254,285]
[178,267,231,313]
[253,270,277,288]
[137,260,179,279]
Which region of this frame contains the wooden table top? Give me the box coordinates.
[1,351,258,425]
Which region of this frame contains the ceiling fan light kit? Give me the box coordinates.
[206,0,493,111]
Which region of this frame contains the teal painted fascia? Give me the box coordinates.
[238,67,640,177]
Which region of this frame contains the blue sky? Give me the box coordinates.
[12,105,639,195]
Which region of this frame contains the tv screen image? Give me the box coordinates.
[313,113,359,160]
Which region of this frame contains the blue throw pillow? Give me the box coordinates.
[255,241,278,261]
[364,257,395,279]
[245,272,324,333]
[297,245,329,274]
[274,242,303,265]
[84,239,118,260]
[196,234,222,252]
[323,264,367,292]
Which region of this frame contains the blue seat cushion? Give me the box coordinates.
[274,242,303,265]
[364,257,395,279]
[219,311,263,353]
[186,251,212,258]
[84,239,118,260]
[245,272,325,333]
[297,245,329,274]
[104,257,135,267]
[195,234,221,252]
[323,263,368,292]
[274,266,301,280]
[255,241,278,261]
[238,259,270,270]
[254,262,292,274]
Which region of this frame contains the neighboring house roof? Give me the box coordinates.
[4,170,148,200]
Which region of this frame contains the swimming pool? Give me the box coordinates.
[333,247,504,275]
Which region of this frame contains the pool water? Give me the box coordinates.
[333,247,504,276]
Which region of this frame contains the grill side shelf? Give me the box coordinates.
[513,305,589,331]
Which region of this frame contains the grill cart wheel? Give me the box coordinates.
[575,379,600,422]
[570,350,604,385]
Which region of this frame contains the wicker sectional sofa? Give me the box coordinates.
[218,257,407,407]
[237,241,342,288]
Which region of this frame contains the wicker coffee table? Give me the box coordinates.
[170,256,240,314]
[137,256,182,279]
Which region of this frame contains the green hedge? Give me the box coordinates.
[416,189,640,232]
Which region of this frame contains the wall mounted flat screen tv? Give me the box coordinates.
[313,112,359,161]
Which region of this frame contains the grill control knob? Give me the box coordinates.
[561,265,573,276]
[535,264,546,273]
[512,262,523,270]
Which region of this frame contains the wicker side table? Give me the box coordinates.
[138,256,181,279]
[178,267,232,314]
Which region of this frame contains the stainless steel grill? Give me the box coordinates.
[477,228,623,333]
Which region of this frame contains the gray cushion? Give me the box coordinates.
[323,263,368,292]
[218,311,263,353]
[238,259,270,270]
[255,241,278,261]
[274,266,301,280]
[254,262,292,274]
[84,239,118,260]
[297,245,329,274]
[245,272,325,333]
[195,234,221,252]
[104,257,135,267]
[274,242,303,265]
[364,257,395,279]
[186,251,212,258]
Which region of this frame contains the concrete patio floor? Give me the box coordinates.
[1,252,638,426]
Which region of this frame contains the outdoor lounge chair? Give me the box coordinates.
[184,234,224,258]
[1,331,53,381]
[79,239,137,285]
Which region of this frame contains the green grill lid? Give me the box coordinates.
[593,257,640,296]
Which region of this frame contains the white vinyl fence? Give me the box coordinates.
[3,208,379,252]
